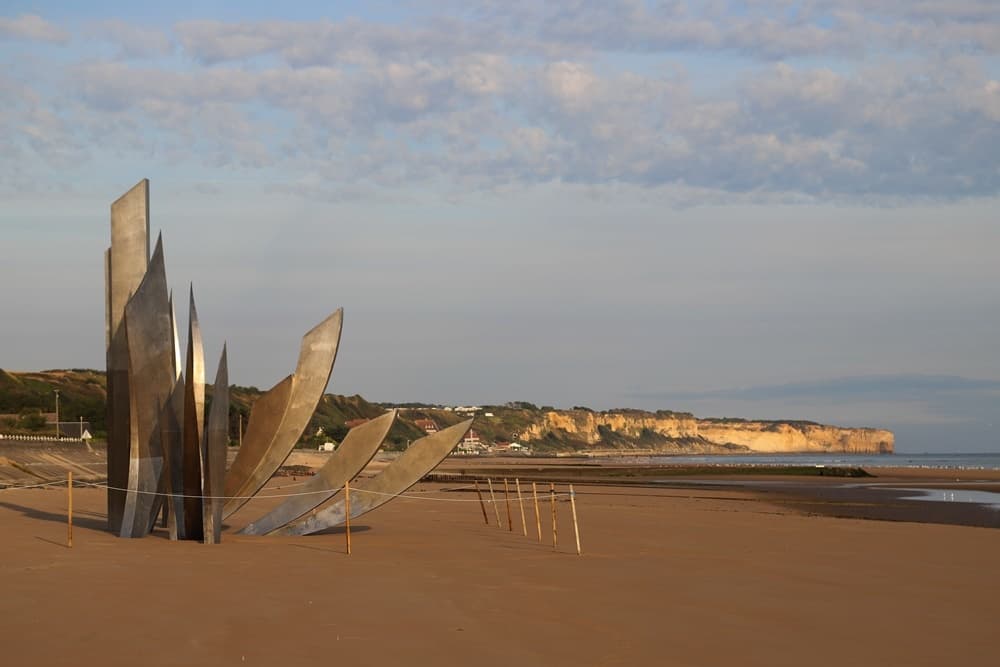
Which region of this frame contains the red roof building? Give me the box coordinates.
[414,419,438,434]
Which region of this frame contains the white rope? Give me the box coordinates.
[1,478,571,505]
[73,481,572,503]
[0,479,71,491]
[340,485,571,503]
[81,481,336,500]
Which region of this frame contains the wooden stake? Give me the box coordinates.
[487,478,502,528]
[515,478,527,536]
[344,480,352,555]
[550,482,558,551]
[503,478,513,531]
[569,484,581,555]
[67,471,73,548]
[474,480,489,525]
[532,482,542,541]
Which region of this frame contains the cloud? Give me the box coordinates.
[92,19,173,59]
[0,14,68,44]
[31,50,992,198]
[165,2,997,67]
[173,18,515,66]
[456,1,1000,59]
[4,6,999,200]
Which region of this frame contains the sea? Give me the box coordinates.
[608,452,1000,471]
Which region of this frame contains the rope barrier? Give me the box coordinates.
[1,478,572,504]
[64,481,574,503]
[0,479,73,491]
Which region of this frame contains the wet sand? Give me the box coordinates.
[1,473,999,666]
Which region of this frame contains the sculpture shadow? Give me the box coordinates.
[0,500,108,532]
[35,536,71,548]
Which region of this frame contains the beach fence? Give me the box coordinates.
[1,471,582,556]
[476,477,582,555]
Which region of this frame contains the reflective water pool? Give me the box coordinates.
[894,488,1000,510]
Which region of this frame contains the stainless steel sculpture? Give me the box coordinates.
[160,356,186,539]
[277,419,473,536]
[182,288,206,539]
[202,347,228,544]
[105,180,230,540]
[105,178,465,542]
[106,179,150,534]
[239,410,397,535]
[222,310,343,520]
[120,238,173,538]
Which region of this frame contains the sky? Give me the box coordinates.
[1,2,998,452]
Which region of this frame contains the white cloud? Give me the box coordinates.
[92,19,172,58]
[3,5,998,200]
[0,14,68,44]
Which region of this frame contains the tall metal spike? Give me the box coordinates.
[202,345,229,544]
[120,234,172,538]
[183,286,206,539]
[107,179,149,533]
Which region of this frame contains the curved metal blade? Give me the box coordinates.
[223,308,343,520]
[277,418,472,536]
[239,410,397,535]
[202,345,229,544]
[120,234,172,538]
[224,375,293,498]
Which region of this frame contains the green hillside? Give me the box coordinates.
[1,370,870,456]
[0,370,577,452]
[0,370,472,451]
[0,368,107,435]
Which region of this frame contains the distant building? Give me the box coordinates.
[414,419,438,434]
[461,429,481,448]
[490,441,529,455]
[0,413,93,440]
[56,421,92,439]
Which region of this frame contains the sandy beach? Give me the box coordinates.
[1,466,999,667]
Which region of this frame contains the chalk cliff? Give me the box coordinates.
[517,410,893,454]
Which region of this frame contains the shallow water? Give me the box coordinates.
[893,488,1000,510]
[612,452,1000,471]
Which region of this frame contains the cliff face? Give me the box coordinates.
[518,411,893,454]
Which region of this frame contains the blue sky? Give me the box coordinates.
[1,2,998,451]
